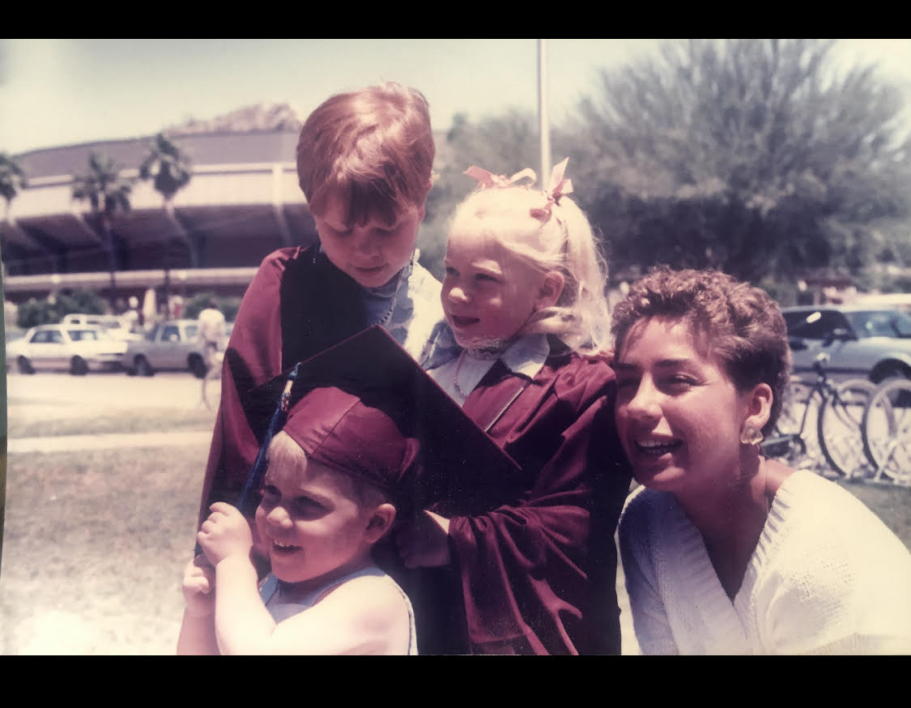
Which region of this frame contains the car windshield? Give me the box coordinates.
[845,310,911,339]
[185,324,198,339]
[68,329,107,341]
[783,310,848,339]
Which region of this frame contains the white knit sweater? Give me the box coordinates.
[619,470,911,654]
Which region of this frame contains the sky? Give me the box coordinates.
[1,38,910,156]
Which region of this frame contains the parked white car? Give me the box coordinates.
[122,319,210,378]
[61,313,142,341]
[7,324,128,375]
[783,305,911,382]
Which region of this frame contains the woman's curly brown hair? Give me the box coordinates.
[611,267,791,435]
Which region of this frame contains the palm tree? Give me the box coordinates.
[72,152,133,310]
[139,132,192,311]
[1,152,28,219]
[1,153,28,281]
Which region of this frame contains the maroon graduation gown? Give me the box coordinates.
[419,343,631,654]
[198,245,368,522]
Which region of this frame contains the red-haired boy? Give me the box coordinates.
[199,83,446,525]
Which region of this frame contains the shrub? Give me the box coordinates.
[17,298,59,328]
[183,292,240,322]
[57,288,106,317]
[15,288,107,328]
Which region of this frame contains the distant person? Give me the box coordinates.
[196,298,227,408]
[178,386,417,655]
[125,296,142,331]
[402,160,632,654]
[613,267,911,654]
[198,83,448,526]
[196,298,226,366]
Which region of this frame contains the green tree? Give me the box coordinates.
[139,132,193,309]
[71,152,134,310]
[565,39,911,284]
[421,111,541,277]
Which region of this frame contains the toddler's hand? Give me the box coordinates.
[197,502,254,566]
[396,510,452,568]
[182,555,216,617]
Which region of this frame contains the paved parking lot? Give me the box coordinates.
[7,369,220,417]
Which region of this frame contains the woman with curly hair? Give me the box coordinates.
[613,267,911,654]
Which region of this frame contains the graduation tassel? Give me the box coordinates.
[195,362,304,561]
[236,362,302,517]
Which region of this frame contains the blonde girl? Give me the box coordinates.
[398,160,632,655]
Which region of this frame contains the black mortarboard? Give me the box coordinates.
[241,326,520,517]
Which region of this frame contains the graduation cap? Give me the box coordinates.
[278,386,421,504]
[238,326,520,518]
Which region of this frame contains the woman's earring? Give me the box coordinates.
[740,425,764,446]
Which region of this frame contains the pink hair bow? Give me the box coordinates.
[464,158,574,224]
[463,165,537,189]
[530,158,573,221]
[546,158,573,201]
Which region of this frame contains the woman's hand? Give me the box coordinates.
[197,502,253,566]
[396,511,452,568]
[182,555,216,617]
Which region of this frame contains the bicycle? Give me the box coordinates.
[860,377,911,485]
[761,351,877,477]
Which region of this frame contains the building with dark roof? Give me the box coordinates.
[2,129,319,306]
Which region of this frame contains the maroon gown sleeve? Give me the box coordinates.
[197,250,290,526]
[196,246,367,526]
[445,352,631,654]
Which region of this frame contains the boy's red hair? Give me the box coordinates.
[296,82,435,226]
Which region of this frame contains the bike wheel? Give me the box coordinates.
[775,378,819,468]
[777,378,813,432]
[817,378,877,477]
[862,378,911,485]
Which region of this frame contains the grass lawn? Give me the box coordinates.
[7,407,217,439]
[1,444,207,654]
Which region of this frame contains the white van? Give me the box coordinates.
[61,314,141,341]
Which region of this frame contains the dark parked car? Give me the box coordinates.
[783,305,911,382]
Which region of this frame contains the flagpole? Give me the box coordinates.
[537,38,551,183]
